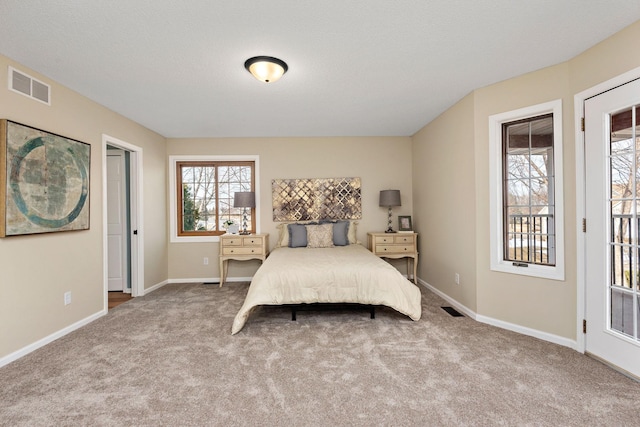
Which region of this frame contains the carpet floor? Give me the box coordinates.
[0,282,638,426]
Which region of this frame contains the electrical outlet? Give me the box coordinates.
[454,273,460,285]
[203,257,209,265]
[64,291,72,305]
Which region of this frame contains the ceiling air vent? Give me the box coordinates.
[8,66,50,105]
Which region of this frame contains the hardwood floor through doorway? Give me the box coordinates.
[108,292,133,310]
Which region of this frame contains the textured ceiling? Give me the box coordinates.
[0,1,639,138]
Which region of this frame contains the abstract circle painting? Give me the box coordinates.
[1,120,90,237]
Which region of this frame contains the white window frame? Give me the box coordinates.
[169,155,261,243]
[489,99,565,281]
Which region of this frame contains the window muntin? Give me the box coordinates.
[503,114,555,266]
[177,161,255,236]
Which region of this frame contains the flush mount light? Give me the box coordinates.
[244,56,288,83]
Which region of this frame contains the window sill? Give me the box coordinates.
[491,260,564,281]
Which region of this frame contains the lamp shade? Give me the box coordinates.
[244,56,288,83]
[234,191,256,208]
[379,190,401,207]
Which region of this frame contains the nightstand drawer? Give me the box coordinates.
[375,245,415,254]
[242,236,263,246]
[223,247,264,256]
[394,235,415,244]
[374,236,394,244]
[222,238,243,246]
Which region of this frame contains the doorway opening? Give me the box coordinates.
[102,134,144,312]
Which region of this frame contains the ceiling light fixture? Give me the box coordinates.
[244,56,288,83]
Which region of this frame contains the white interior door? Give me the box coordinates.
[585,78,640,379]
[107,150,128,292]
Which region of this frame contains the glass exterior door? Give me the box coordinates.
[585,78,640,379]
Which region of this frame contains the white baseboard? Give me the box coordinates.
[0,309,107,368]
[418,278,477,319]
[143,277,254,294]
[167,277,253,285]
[417,278,578,351]
[167,278,214,285]
[476,313,578,350]
[143,279,169,295]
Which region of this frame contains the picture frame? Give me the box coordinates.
[398,215,412,232]
[0,120,91,237]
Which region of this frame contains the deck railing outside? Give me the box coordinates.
[506,213,553,265]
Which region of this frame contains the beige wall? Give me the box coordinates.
[166,137,413,281]
[412,19,640,341]
[569,21,640,95]
[473,63,575,339]
[412,92,477,311]
[0,54,168,360]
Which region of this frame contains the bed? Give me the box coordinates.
[231,221,422,334]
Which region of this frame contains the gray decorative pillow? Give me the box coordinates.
[288,223,308,248]
[306,224,334,248]
[332,220,350,246]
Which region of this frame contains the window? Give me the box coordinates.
[489,100,564,280]
[503,114,555,265]
[170,156,259,242]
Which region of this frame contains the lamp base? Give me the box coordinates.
[239,231,251,235]
[385,228,397,233]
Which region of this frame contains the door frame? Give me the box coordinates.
[102,134,144,310]
[574,65,640,354]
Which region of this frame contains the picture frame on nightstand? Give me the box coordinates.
[398,216,412,232]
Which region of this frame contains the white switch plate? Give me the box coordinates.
[203,257,209,265]
[64,291,72,305]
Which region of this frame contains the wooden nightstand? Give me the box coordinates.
[219,234,269,286]
[367,232,418,284]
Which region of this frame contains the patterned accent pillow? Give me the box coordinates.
[306,223,334,248]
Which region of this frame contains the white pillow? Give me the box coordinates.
[348,221,359,245]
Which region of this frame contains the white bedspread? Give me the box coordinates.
[231,244,422,334]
